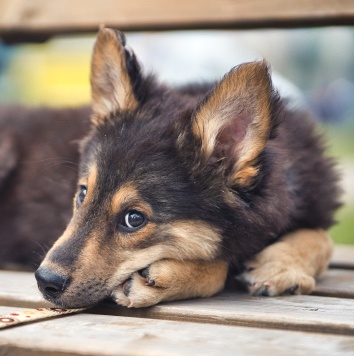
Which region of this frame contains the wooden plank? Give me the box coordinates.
[331,245,354,269]
[2,272,354,335]
[314,269,354,299]
[94,293,354,336]
[0,270,52,308]
[2,262,354,306]
[1,0,354,42]
[1,306,354,355]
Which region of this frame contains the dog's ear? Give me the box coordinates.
[90,27,140,123]
[192,61,274,187]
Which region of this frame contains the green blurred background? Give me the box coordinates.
[0,27,353,244]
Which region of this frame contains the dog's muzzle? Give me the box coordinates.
[35,267,70,301]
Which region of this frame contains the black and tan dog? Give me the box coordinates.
[34,28,340,308]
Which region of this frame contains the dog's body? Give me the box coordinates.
[0,105,90,269]
[5,28,340,308]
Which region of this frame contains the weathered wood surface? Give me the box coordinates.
[1,306,353,356]
[314,269,354,298]
[1,243,353,307]
[96,294,354,336]
[0,270,52,308]
[1,0,354,42]
[1,269,354,335]
[0,246,353,354]
[331,244,354,269]
[1,268,354,307]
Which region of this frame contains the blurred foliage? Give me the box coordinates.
[323,124,354,245]
[0,36,93,106]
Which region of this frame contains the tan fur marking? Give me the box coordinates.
[72,231,116,282]
[112,259,228,308]
[278,229,333,277]
[91,27,138,123]
[162,220,222,260]
[240,229,333,296]
[110,183,156,248]
[119,223,157,249]
[232,63,272,186]
[110,184,149,215]
[86,164,97,200]
[193,61,272,187]
[110,220,222,290]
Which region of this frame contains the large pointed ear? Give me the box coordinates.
[192,61,275,187]
[90,27,140,123]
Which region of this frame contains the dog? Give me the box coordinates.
[34,27,341,309]
[0,105,90,269]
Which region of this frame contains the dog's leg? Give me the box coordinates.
[238,229,333,296]
[112,259,228,308]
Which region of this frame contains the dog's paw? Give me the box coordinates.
[111,261,170,308]
[237,243,315,297]
[111,259,228,308]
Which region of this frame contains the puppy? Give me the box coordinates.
[35,28,340,308]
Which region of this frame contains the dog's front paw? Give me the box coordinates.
[237,243,315,297]
[111,259,228,308]
[111,261,170,308]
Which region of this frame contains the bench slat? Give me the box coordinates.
[1,0,354,42]
[1,306,353,355]
[1,270,354,335]
[1,246,353,307]
[314,269,354,298]
[0,270,51,308]
[95,293,354,336]
[330,245,354,269]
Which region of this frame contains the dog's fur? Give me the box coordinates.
[31,28,341,308]
[0,105,90,269]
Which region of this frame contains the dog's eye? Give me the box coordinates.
[119,210,146,232]
[76,185,87,207]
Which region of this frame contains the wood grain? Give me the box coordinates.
[1,0,354,42]
[1,245,352,307]
[0,270,52,308]
[330,245,354,269]
[1,269,354,335]
[95,293,354,336]
[314,269,354,298]
[1,306,353,355]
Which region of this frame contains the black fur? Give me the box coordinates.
[79,72,341,272]
[0,39,340,289]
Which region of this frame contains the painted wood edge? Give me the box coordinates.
[1,0,354,43]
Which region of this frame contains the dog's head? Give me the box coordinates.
[35,28,277,308]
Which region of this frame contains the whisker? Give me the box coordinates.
[20,157,79,166]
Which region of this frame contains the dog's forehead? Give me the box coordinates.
[76,116,215,223]
[80,114,190,196]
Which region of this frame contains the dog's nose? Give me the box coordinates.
[35,267,69,299]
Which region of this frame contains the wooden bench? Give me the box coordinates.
[1,0,354,42]
[0,245,353,354]
[1,1,353,354]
